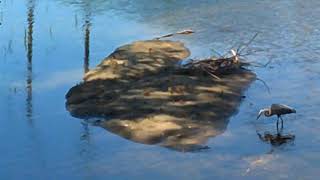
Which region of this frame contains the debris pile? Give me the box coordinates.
[180,32,259,80]
[181,49,251,80]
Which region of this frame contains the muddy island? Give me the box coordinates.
[65,40,255,152]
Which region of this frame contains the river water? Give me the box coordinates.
[1,0,320,179]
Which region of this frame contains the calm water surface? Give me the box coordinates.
[1,0,320,179]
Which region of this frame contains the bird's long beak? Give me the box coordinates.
[256,113,263,120]
[256,109,266,120]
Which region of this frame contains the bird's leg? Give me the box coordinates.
[276,116,280,132]
[279,116,284,130]
[257,132,267,142]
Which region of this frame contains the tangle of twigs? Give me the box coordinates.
[181,33,260,80]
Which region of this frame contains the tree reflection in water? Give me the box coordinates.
[26,0,35,123]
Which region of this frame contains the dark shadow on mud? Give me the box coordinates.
[65,40,255,152]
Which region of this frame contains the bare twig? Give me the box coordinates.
[263,59,272,67]
[200,65,221,80]
[238,32,259,54]
[256,77,271,94]
[179,33,267,87]
[243,59,272,68]
[210,48,224,58]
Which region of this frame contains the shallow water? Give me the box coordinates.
[1,0,320,179]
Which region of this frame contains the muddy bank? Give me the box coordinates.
[66,40,255,152]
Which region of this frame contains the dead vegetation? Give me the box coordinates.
[154,30,265,81]
[180,33,260,80]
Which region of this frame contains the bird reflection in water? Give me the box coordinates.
[257,127,295,154]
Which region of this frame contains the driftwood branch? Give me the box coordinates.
[154,29,194,40]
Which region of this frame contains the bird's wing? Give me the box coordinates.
[271,104,296,114]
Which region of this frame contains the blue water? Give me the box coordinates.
[1,0,320,179]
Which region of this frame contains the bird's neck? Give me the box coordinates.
[265,109,272,116]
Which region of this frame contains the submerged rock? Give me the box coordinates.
[66,40,255,152]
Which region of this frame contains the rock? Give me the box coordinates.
[65,40,255,152]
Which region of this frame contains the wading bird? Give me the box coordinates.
[257,104,296,130]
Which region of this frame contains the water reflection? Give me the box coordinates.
[83,19,90,73]
[100,116,221,152]
[60,0,93,73]
[80,120,91,142]
[257,128,295,154]
[26,0,35,122]
[58,0,111,15]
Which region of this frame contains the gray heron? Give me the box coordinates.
[257,104,296,130]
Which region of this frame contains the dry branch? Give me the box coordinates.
[154,29,194,40]
[179,33,260,80]
[180,50,250,80]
